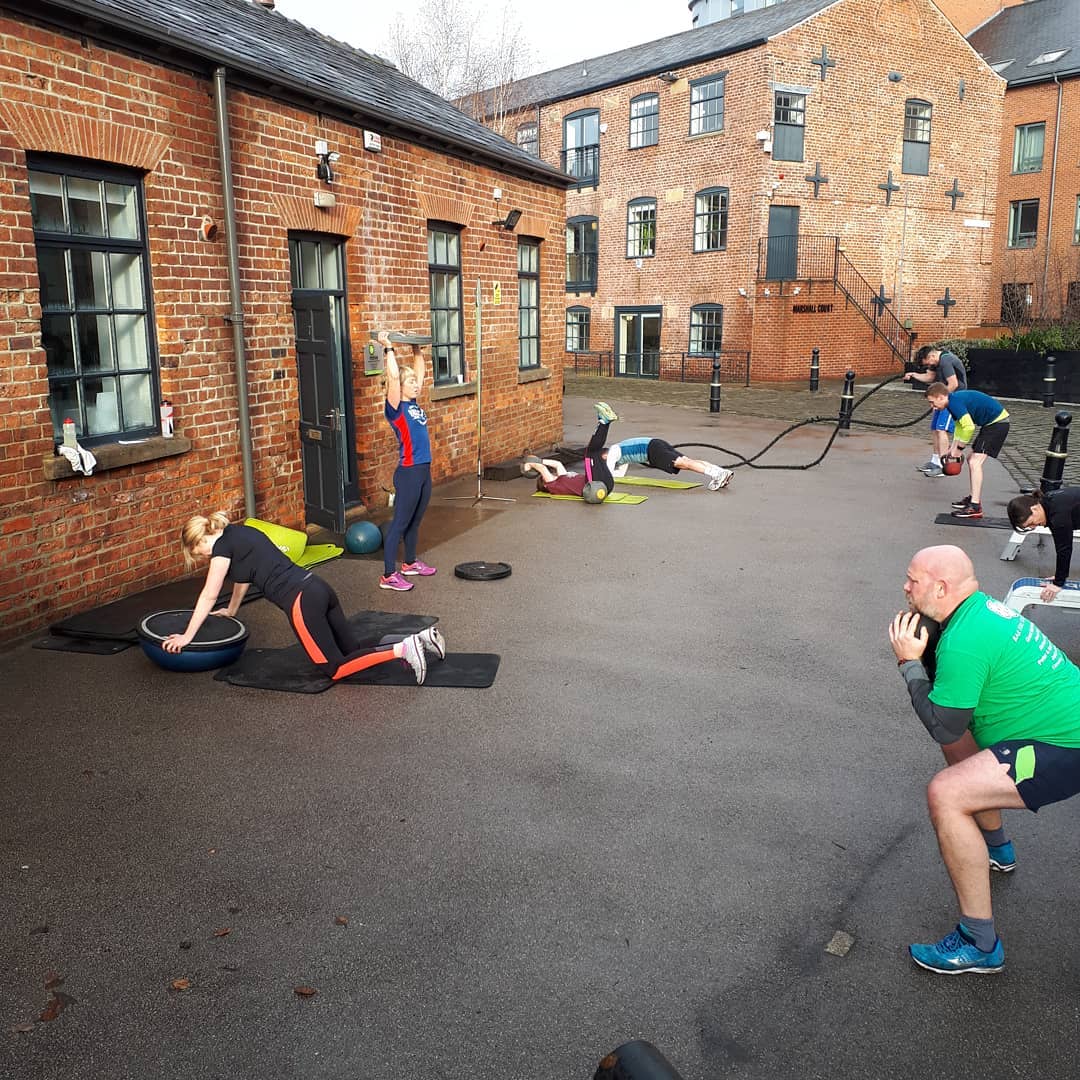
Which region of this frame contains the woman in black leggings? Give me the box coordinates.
[163,513,445,683]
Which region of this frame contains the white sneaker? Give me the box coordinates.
[400,634,428,684]
[707,466,733,491]
[417,625,446,661]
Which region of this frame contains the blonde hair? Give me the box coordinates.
[180,511,230,568]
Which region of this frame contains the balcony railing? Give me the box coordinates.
[560,144,600,185]
[566,252,598,292]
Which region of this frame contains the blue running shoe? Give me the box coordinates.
[594,401,618,423]
[909,926,1004,975]
[988,841,1016,873]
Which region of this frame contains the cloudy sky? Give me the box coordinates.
[273,0,693,77]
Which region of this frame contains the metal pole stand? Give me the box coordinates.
[446,281,514,506]
[709,357,721,413]
[809,347,820,392]
[1040,410,1071,494]
[1043,354,1057,408]
[838,369,856,435]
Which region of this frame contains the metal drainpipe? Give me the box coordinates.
[1041,73,1063,311]
[213,66,256,519]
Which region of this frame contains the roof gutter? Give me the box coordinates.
[213,66,256,519]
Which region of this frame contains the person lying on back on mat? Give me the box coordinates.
[378,330,436,594]
[522,402,618,496]
[163,512,445,684]
[605,437,733,491]
[1007,487,1080,602]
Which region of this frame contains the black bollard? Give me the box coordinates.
[1040,410,1071,494]
[1043,354,1057,408]
[709,357,722,414]
[594,1040,685,1080]
[810,347,820,392]
[838,369,856,434]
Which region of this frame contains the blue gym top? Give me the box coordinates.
[609,437,651,464]
[213,524,310,611]
[385,398,432,467]
[944,390,1008,428]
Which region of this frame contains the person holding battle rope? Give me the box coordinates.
[164,512,445,684]
[379,330,436,592]
[903,345,967,477]
[890,544,1080,974]
[924,383,1010,520]
[522,402,618,498]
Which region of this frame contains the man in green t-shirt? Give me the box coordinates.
[889,544,1080,974]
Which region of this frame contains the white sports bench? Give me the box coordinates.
[1003,577,1080,613]
[1000,524,1080,561]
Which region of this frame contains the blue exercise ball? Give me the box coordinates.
[345,520,383,554]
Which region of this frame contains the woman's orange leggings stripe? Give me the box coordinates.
[290,594,396,681]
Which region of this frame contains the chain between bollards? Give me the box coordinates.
[1040,410,1071,493]
[709,357,721,413]
[809,347,820,392]
[838,369,856,433]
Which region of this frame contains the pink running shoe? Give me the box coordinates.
[379,571,414,591]
[401,560,437,577]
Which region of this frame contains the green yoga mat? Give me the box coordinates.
[615,476,700,490]
[295,542,344,568]
[532,491,648,505]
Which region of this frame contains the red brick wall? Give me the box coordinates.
[497,0,1003,380]
[990,78,1080,323]
[933,0,1025,36]
[0,15,566,643]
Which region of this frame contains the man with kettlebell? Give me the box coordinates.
[903,345,966,477]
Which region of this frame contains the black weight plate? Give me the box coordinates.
[137,610,248,650]
[454,561,512,581]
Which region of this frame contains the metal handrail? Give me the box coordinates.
[755,235,914,364]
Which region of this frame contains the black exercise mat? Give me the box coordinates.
[33,635,134,655]
[343,652,499,688]
[1022,604,1080,664]
[49,579,262,642]
[214,611,439,693]
[933,513,1013,530]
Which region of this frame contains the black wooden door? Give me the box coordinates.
[293,294,344,531]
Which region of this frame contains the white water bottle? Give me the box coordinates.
[62,416,77,449]
[160,399,174,438]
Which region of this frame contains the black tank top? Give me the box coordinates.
[213,524,311,611]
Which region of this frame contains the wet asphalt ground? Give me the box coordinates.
[2,379,1078,1080]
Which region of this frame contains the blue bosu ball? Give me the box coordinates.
[345,520,383,554]
[137,610,248,672]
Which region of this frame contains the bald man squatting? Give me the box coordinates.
[890,545,1080,974]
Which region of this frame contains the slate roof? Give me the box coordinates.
[490,0,840,112]
[31,0,570,187]
[968,0,1080,86]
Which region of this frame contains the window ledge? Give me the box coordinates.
[43,434,192,480]
[518,365,551,385]
[430,380,477,402]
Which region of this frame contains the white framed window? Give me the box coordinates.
[630,93,659,149]
[1013,123,1045,173]
[31,158,159,446]
[626,198,657,258]
[693,188,729,252]
[689,75,724,135]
